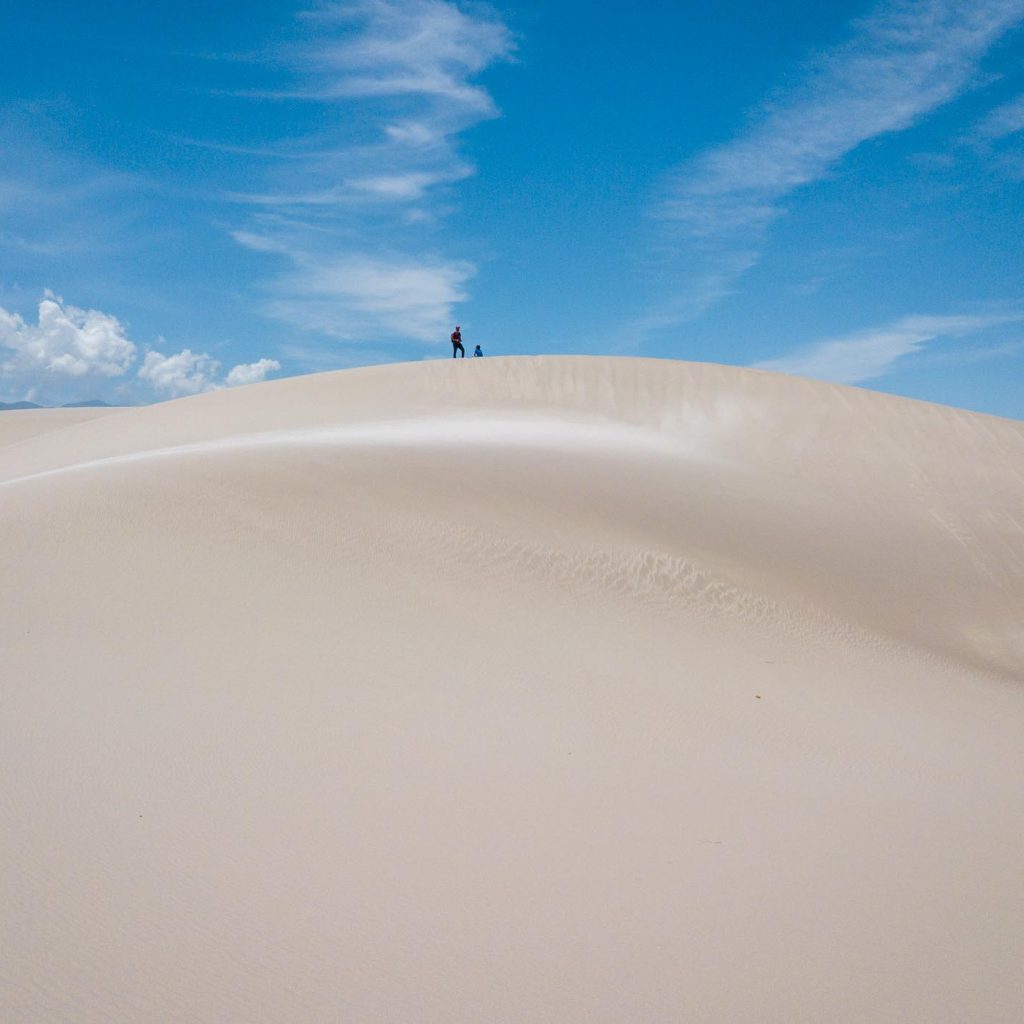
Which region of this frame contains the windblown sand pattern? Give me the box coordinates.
[3,357,1023,1021]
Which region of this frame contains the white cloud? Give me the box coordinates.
[225,357,281,387]
[0,293,281,403]
[229,229,290,253]
[384,120,442,146]
[652,0,1024,319]
[300,0,513,111]
[138,348,222,396]
[348,166,471,200]
[261,250,474,342]
[0,293,136,378]
[228,0,512,352]
[232,0,513,214]
[137,349,282,396]
[973,92,1024,139]
[755,312,1024,384]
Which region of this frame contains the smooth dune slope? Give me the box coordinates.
[0,406,120,447]
[2,357,1023,1022]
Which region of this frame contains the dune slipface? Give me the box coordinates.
[2,357,1023,1022]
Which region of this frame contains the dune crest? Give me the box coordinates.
[3,357,1023,1022]
[4,357,1021,674]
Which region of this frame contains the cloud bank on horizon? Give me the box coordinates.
[0,295,279,403]
[1,0,1023,414]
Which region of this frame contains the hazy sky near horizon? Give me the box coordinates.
[2,0,1023,415]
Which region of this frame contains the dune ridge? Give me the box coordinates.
[0,406,119,447]
[3,357,1023,1022]
[4,357,1021,675]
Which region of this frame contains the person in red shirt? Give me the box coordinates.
[450,325,465,358]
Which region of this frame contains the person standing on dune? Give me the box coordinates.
[451,325,464,358]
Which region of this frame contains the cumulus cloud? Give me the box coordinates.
[225,357,281,387]
[0,292,281,402]
[0,293,136,378]
[139,348,282,396]
[755,312,1024,384]
[650,0,1024,322]
[138,348,222,396]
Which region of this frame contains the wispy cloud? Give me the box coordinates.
[754,312,1024,384]
[0,105,144,258]
[226,0,513,348]
[227,164,473,207]
[973,92,1024,139]
[295,0,511,111]
[280,341,397,371]
[650,0,1024,322]
[235,237,475,341]
[921,338,1024,364]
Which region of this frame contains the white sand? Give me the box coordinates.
[0,406,118,447]
[2,357,1022,1022]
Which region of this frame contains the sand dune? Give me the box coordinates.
[0,406,119,447]
[2,357,1023,1022]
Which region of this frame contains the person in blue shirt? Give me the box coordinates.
[473,344,483,357]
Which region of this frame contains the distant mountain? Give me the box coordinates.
[0,399,113,411]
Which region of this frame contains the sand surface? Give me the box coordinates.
[0,406,119,446]
[2,357,1023,1022]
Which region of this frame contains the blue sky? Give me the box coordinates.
[1,0,1023,416]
